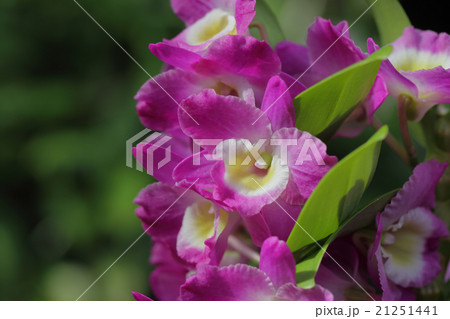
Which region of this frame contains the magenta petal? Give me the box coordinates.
[150,264,189,301]
[180,264,275,300]
[279,72,307,99]
[196,35,281,89]
[260,198,301,241]
[133,134,191,185]
[276,283,334,301]
[134,183,198,248]
[243,213,271,247]
[272,128,338,204]
[364,75,389,120]
[367,38,419,100]
[132,291,152,301]
[135,69,213,132]
[276,41,310,79]
[234,0,256,34]
[392,26,450,56]
[209,212,241,265]
[170,0,214,25]
[261,76,295,131]
[259,237,296,289]
[173,150,217,200]
[382,160,448,227]
[179,90,272,148]
[401,67,450,120]
[370,213,383,260]
[149,42,202,72]
[306,18,365,85]
[149,241,190,301]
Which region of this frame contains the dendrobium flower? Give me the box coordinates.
[174,77,337,217]
[368,27,450,121]
[134,182,234,267]
[169,0,256,51]
[180,236,333,301]
[276,18,388,137]
[136,35,304,135]
[369,160,449,300]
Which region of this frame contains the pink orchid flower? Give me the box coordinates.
[136,35,304,136]
[173,78,337,217]
[180,236,333,301]
[276,18,388,138]
[169,0,256,51]
[368,27,450,121]
[135,182,235,268]
[369,160,449,300]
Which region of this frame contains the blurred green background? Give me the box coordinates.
[0,0,445,300]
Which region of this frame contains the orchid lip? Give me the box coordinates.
[186,9,237,46]
[390,48,450,72]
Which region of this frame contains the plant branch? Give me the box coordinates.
[372,116,410,165]
[250,21,269,44]
[398,95,418,168]
[228,235,260,264]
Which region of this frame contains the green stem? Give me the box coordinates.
[372,116,410,166]
[250,21,270,44]
[398,95,418,168]
[228,235,260,264]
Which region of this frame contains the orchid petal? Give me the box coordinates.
[259,236,296,289]
[180,264,275,300]
[271,127,337,204]
[179,90,272,150]
[261,76,296,131]
[382,160,448,227]
[134,183,198,248]
[276,283,334,301]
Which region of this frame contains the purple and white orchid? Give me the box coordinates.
[369,160,449,300]
[128,0,450,302]
[276,18,388,137]
[174,82,337,217]
[136,35,304,136]
[168,0,256,51]
[368,27,450,121]
[180,236,333,301]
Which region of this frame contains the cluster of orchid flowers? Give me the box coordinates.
[130,0,450,301]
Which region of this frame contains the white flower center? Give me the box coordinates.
[186,9,237,46]
[380,207,434,286]
[218,139,290,196]
[390,48,450,72]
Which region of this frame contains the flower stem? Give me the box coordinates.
[250,22,270,44]
[228,235,260,264]
[372,116,410,166]
[398,95,418,168]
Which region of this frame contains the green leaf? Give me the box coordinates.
[294,46,392,138]
[369,0,411,45]
[286,126,389,288]
[252,0,285,46]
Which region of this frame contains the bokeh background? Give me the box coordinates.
[0,0,447,300]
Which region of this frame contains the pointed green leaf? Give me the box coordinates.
[369,0,411,45]
[286,126,389,288]
[294,46,392,137]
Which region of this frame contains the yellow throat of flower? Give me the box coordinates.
[186,9,237,46]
